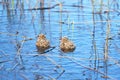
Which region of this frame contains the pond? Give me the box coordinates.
[0,0,120,80]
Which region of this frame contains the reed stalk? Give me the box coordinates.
[91,0,98,69]
[67,14,70,31]
[45,56,65,79]
[54,0,63,38]
[59,3,62,38]
[12,0,14,10]
[99,0,103,13]
[72,21,74,39]
[104,0,110,61]
[103,0,110,78]
[104,22,110,61]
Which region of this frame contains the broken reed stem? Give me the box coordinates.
[15,37,27,65]
[66,56,116,80]
[17,37,25,55]
[108,56,120,67]
[47,75,56,80]
[0,60,11,64]
[43,20,120,25]
[26,53,104,61]
[19,73,29,80]
[13,37,33,70]
[0,50,8,56]
[11,63,19,70]
[33,53,118,80]
[0,32,18,36]
[45,56,65,79]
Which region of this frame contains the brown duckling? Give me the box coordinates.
[36,34,50,52]
[60,37,75,53]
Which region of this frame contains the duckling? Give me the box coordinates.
[36,34,50,52]
[60,37,75,53]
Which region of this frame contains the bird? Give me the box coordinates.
[36,34,50,52]
[60,37,76,53]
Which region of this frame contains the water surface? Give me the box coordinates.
[0,0,120,80]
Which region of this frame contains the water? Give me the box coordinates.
[0,0,120,80]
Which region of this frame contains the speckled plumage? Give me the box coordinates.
[60,37,75,53]
[36,34,50,52]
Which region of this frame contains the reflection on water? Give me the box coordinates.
[0,0,120,80]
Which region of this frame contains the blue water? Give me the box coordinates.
[0,0,120,80]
